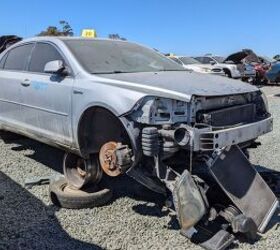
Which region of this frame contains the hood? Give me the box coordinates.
[225,49,260,64]
[98,71,258,101]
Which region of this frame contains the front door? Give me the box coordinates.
[20,42,73,146]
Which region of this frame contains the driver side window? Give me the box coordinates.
[29,43,64,73]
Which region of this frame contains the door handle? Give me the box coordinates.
[21,79,31,87]
[73,90,83,95]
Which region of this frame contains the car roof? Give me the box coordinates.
[17,36,132,44]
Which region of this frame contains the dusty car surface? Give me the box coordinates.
[0,37,278,249]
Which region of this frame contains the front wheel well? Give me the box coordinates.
[77,106,131,158]
[223,68,232,78]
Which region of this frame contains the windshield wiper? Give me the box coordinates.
[158,69,189,72]
[94,70,130,74]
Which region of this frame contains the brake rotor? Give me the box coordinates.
[99,141,122,177]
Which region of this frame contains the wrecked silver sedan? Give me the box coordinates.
[0,37,278,249]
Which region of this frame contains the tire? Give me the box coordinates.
[49,177,113,209]
[224,69,232,78]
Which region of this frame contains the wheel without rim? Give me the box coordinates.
[49,177,113,209]
[63,153,103,190]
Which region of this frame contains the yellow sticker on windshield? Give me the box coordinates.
[81,29,97,38]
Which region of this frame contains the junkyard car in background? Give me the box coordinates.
[0,37,278,250]
[265,61,280,83]
[254,56,276,84]
[194,55,242,79]
[168,56,225,75]
[223,49,257,82]
[273,54,280,61]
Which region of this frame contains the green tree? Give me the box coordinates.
[37,21,74,37]
[108,33,127,41]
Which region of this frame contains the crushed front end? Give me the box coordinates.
[123,90,278,249]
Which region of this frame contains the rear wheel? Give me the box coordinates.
[224,69,232,78]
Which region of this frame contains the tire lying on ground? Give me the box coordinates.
[49,177,113,209]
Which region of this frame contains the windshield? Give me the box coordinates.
[63,39,185,74]
[179,57,200,65]
[213,56,225,63]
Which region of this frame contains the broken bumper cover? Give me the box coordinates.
[194,116,273,151]
[140,116,273,155]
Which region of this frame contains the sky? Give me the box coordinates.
[0,0,279,57]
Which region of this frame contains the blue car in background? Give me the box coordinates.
[265,61,280,83]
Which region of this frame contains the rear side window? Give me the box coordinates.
[29,43,64,73]
[4,44,34,71]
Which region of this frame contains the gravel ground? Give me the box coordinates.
[0,86,279,250]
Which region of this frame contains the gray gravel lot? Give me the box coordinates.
[0,86,279,250]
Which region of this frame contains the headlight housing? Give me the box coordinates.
[129,96,189,125]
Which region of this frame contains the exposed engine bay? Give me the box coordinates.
[114,91,278,250]
[61,90,276,249]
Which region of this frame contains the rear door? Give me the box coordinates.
[0,43,34,130]
[21,42,74,146]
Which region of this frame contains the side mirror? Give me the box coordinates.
[209,60,216,65]
[44,60,67,75]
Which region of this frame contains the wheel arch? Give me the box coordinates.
[76,105,141,166]
[223,68,232,77]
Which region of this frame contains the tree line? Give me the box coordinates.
[37,20,126,40]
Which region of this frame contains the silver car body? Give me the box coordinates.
[0,37,271,157]
[0,37,277,238]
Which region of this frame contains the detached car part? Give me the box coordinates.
[207,145,278,233]
[49,177,112,209]
[63,153,103,189]
[173,170,207,231]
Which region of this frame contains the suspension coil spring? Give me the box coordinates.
[142,127,159,157]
